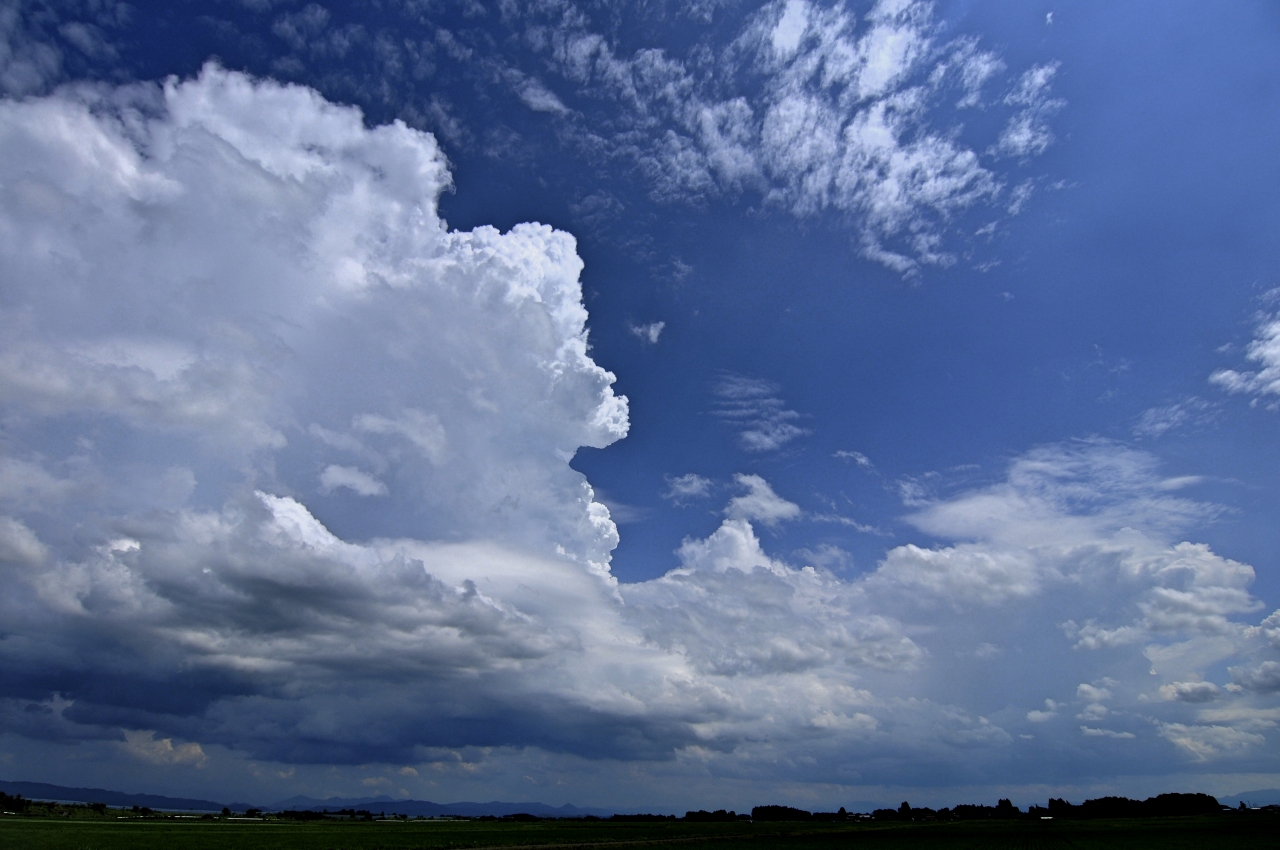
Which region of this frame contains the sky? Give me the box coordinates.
[2,0,1280,813]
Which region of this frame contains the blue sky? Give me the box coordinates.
[2,0,1280,811]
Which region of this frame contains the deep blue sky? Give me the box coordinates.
[2,0,1279,811]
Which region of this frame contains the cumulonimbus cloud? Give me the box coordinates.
[0,66,1276,799]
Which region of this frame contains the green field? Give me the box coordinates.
[1,813,1276,850]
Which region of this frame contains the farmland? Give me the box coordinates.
[1,808,1276,850]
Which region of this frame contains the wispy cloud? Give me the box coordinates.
[995,62,1065,159]
[834,449,874,468]
[712,374,809,452]
[1211,300,1280,406]
[517,0,1060,274]
[629,321,665,344]
[810,512,884,535]
[1133,397,1217,437]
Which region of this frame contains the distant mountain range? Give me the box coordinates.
[1217,789,1280,808]
[14,777,1246,818]
[0,779,633,817]
[0,779,255,812]
[274,794,621,817]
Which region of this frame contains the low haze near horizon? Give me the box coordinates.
[2,0,1280,812]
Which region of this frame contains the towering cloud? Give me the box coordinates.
[1,65,1276,804]
[0,64,641,763]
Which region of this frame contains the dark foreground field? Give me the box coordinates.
[1,814,1276,850]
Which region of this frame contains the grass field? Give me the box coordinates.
[1,813,1276,850]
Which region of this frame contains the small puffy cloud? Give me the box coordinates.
[1077,703,1108,721]
[724,474,801,527]
[1077,682,1113,703]
[629,321,665,344]
[1026,699,1058,722]
[713,375,809,452]
[1080,726,1135,739]
[1158,681,1221,703]
[675,516,792,577]
[662,473,712,505]
[1248,609,1280,649]
[320,465,388,497]
[1229,661,1280,694]
[121,730,207,767]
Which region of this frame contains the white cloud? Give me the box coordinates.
[3,62,1278,798]
[996,63,1064,158]
[526,0,1057,274]
[874,543,1040,605]
[629,321,665,344]
[632,518,922,675]
[675,516,792,578]
[1229,661,1280,694]
[712,374,809,451]
[1080,726,1135,739]
[1159,681,1221,703]
[0,62,629,566]
[810,512,884,534]
[1076,683,1113,703]
[1211,305,1280,403]
[1157,722,1264,760]
[724,474,801,527]
[662,473,712,505]
[770,0,810,61]
[319,465,388,497]
[121,730,207,767]
[518,77,570,114]
[954,42,1005,108]
[834,449,873,468]
[1026,699,1058,722]
[1249,609,1280,649]
[1133,397,1216,437]
[0,65,661,765]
